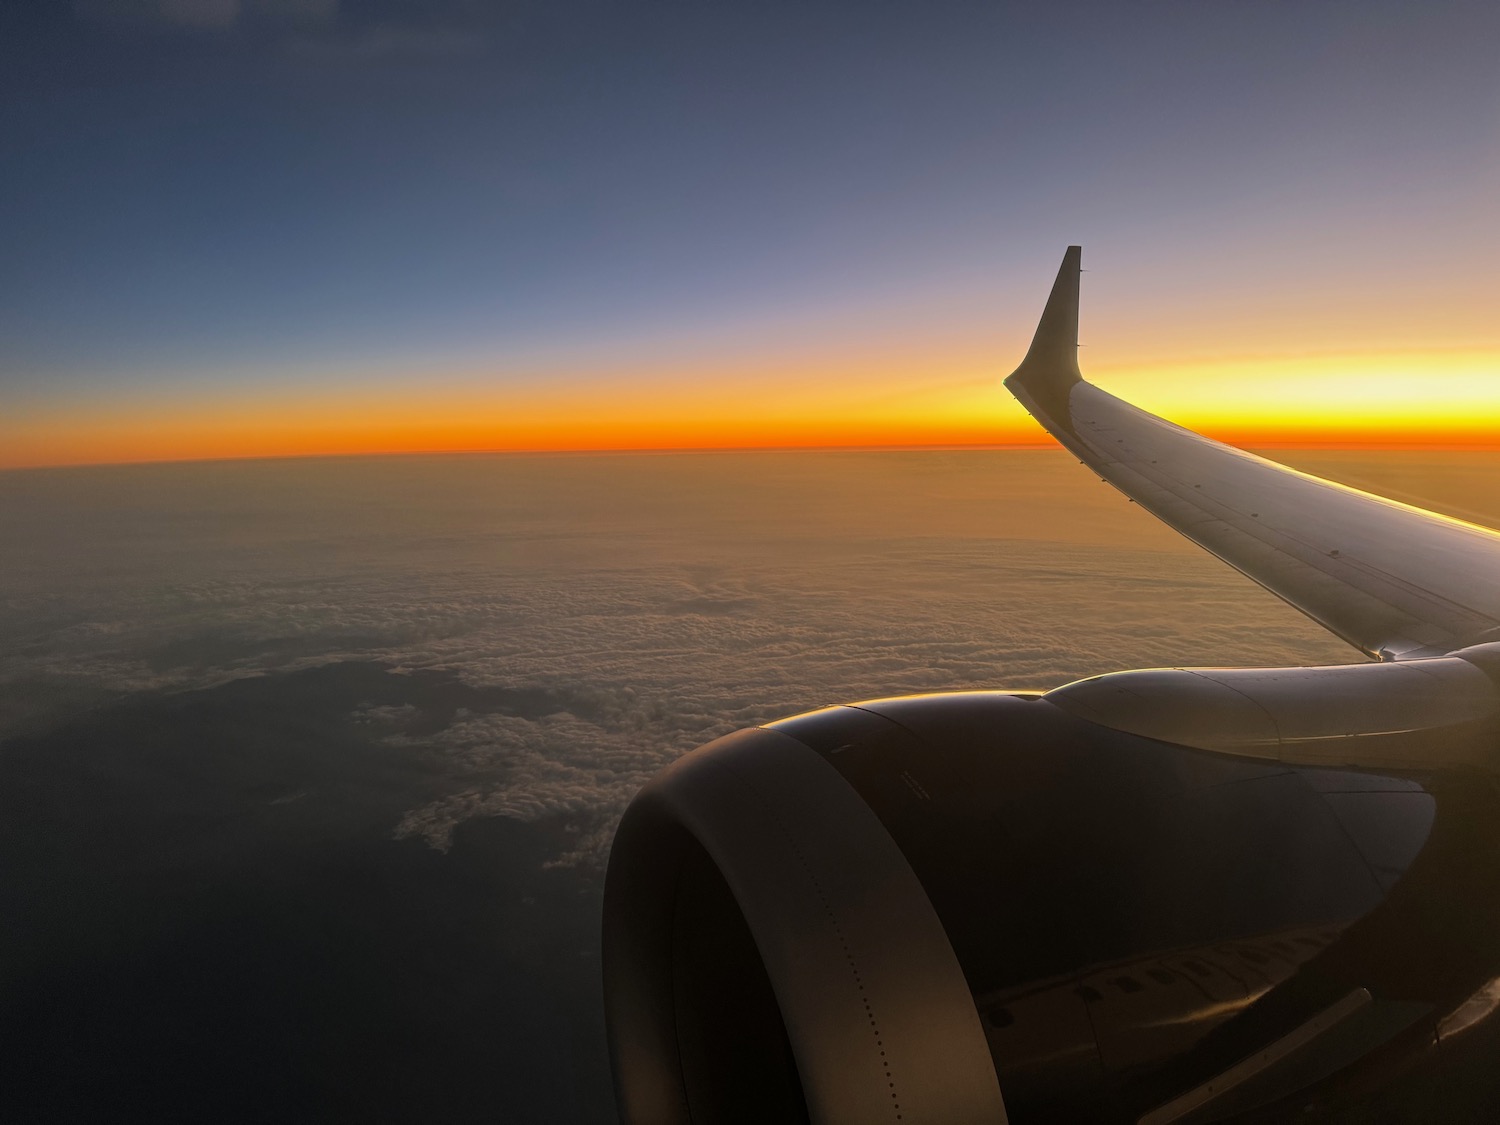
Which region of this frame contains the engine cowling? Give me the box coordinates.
[603,691,1500,1123]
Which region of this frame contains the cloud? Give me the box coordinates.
[72,0,229,26]
[159,0,239,27]
[74,0,241,29]
[350,701,418,725]
[247,0,336,25]
[391,707,687,861]
[1,449,1372,865]
[70,0,482,55]
[282,23,487,61]
[2,535,1353,865]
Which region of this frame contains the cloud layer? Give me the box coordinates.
[1,448,1382,862]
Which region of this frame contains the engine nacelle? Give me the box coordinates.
[604,691,1500,1123]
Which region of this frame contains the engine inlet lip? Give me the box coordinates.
[602,724,1010,1125]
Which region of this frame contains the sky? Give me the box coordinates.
[2,0,1497,468]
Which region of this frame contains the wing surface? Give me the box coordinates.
[1005,247,1500,661]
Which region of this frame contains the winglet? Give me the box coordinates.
[1003,246,1083,421]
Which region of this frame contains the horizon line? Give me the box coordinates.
[9,434,1500,473]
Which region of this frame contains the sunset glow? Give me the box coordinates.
[3,2,1496,470]
[7,344,1499,469]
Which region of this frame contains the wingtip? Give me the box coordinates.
[1010,246,1082,380]
[1003,246,1084,420]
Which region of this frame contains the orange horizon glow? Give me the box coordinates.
[14,424,1500,475]
[6,345,1499,471]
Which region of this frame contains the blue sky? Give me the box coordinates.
[2,0,1497,460]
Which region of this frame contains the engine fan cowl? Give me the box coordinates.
[602,723,1009,1125]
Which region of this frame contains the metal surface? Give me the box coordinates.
[768,693,1453,1122]
[1005,247,1500,661]
[602,726,1008,1124]
[1137,989,1375,1125]
[1045,652,1500,770]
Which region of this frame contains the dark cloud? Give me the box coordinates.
[283,22,488,62]
[250,0,338,25]
[71,0,244,30]
[61,0,511,63]
[0,662,614,1122]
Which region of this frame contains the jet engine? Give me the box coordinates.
[603,684,1500,1123]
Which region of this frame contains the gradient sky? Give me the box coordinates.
[2,0,1497,467]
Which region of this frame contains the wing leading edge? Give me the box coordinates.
[1005,247,1500,662]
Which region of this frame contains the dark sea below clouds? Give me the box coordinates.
[1,446,1496,1123]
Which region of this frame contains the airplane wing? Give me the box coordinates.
[1004,246,1500,663]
